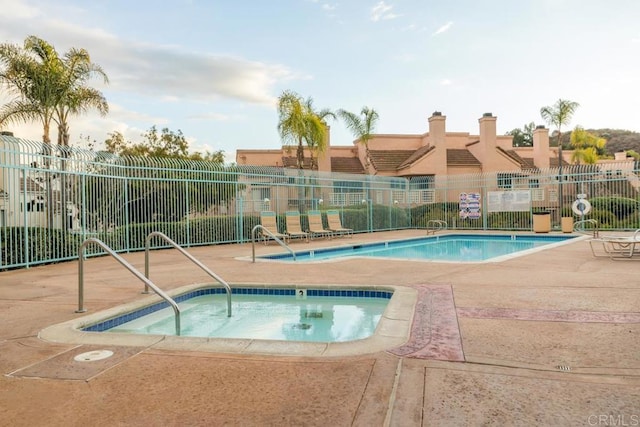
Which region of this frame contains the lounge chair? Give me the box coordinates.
[307,210,332,240]
[589,229,640,260]
[285,211,310,242]
[259,211,288,244]
[326,209,353,238]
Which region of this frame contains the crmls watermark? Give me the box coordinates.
[588,414,640,426]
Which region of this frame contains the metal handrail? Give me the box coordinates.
[251,225,296,263]
[426,219,448,234]
[145,231,232,317]
[77,238,181,336]
[573,219,599,237]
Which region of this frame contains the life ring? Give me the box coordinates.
[572,199,591,216]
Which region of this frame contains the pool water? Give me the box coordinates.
[262,234,577,262]
[104,292,390,342]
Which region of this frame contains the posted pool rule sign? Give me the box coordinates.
[459,192,481,219]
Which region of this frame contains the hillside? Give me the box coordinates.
[554,128,640,156]
[590,129,640,155]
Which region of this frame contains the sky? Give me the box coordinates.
[1,0,639,162]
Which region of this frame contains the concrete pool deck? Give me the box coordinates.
[1,230,639,425]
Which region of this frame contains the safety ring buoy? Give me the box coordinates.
[572,199,591,216]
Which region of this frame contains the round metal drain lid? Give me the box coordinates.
[74,350,114,362]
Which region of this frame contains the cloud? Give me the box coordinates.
[0,2,298,107]
[440,79,453,86]
[371,1,400,22]
[433,21,453,36]
[187,112,240,122]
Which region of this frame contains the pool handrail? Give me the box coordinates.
[144,231,232,317]
[251,224,296,263]
[426,219,447,234]
[77,237,181,336]
[573,218,599,237]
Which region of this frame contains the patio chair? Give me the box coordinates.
[259,211,288,244]
[307,210,332,240]
[326,209,353,238]
[285,211,310,242]
[589,229,640,260]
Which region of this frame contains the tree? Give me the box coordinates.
[53,48,108,148]
[0,36,109,231]
[303,97,335,170]
[104,126,225,162]
[507,122,536,147]
[540,99,580,208]
[99,126,230,224]
[570,126,607,164]
[0,36,60,145]
[626,150,640,161]
[337,106,379,171]
[277,90,327,170]
[540,99,580,153]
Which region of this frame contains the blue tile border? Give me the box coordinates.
[82,287,393,332]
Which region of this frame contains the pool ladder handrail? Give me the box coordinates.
[573,218,599,237]
[145,231,232,317]
[77,237,181,336]
[426,219,448,235]
[251,224,296,263]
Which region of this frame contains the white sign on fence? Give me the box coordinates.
[487,190,531,212]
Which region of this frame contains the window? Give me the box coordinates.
[334,181,363,193]
[409,175,435,190]
[497,173,513,189]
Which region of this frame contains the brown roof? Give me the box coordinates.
[446,149,481,166]
[281,156,313,169]
[550,157,570,167]
[331,157,365,174]
[368,150,415,172]
[398,145,435,170]
[497,147,532,169]
[519,157,538,169]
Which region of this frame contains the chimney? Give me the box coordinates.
[428,111,446,147]
[427,111,447,175]
[533,125,550,169]
[478,113,497,169]
[614,151,628,161]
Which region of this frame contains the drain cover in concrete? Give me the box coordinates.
[10,345,143,380]
[74,350,114,362]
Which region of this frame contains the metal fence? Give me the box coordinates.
[1,135,639,269]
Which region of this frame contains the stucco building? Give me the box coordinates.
[236,112,569,178]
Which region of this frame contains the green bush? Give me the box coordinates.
[590,196,639,220]
[0,227,80,267]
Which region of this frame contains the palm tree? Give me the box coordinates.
[54,47,109,148]
[0,36,109,230]
[569,126,606,164]
[540,99,579,214]
[0,36,61,146]
[0,36,109,150]
[277,90,327,170]
[337,106,379,172]
[303,97,335,170]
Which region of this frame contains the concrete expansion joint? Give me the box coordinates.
[383,358,404,427]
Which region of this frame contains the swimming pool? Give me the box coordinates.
[40,283,414,357]
[260,234,579,263]
[87,287,392,343]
